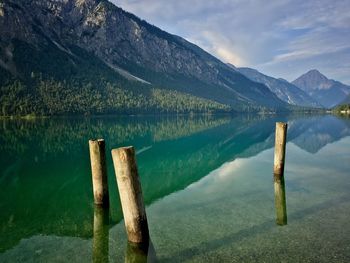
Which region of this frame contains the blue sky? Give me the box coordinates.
[111,0,350,84]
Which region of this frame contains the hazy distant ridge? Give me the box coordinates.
[234,66,320,107]
[292,69,350,108]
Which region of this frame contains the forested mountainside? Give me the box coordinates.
[0,0,287,116]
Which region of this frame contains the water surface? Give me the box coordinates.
[0,114,349,262]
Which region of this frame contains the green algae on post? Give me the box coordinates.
[274,173,287,225]
[92,205,109,263]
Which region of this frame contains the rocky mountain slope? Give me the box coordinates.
[234,66,320,107]
[0,0,287,116]
[292,69,350,108]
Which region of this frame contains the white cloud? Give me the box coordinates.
[187,30,245,65]
[110,0,350,84]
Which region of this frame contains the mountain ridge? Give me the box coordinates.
[1,0,291,115]
[235,66,320,107]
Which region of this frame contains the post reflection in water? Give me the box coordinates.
[274,173,287,226]
[125,241,156,263]
[93,205,109,263]
[1,115,349,259]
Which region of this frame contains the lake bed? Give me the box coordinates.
[0,114,349,262]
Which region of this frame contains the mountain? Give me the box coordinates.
[338,93,350,105]
[288,115,350,153]
[234,66,320,107]
[292,69,350,108]
[0,0,287,116]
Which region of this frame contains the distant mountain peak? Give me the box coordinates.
[308,69,322,74]
[293,69,331,92]
[292,69,350,108]
[236,67,320,107]
[304,69,328,80]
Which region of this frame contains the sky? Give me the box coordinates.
[111,0,350,85]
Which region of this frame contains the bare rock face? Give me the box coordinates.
[0,0,218,81]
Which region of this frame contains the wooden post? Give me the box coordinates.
[93,205,109,263]
[111,146,149,244]
[89,139,109,207]
[273,122,288,225]
[274,122,287,176]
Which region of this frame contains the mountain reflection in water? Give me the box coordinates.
[0,114,349,262]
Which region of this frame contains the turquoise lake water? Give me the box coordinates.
[0,114,349,262]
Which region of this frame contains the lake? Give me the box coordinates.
[0,114,349,262]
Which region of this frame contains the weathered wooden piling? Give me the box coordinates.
[93,205,109,263]
[273,122,288,225]
[111,146,149,244]
[89,139,109,206]
[273,122,287,176]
